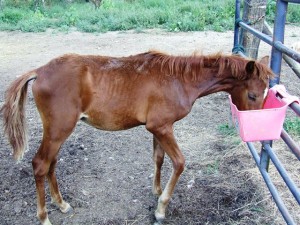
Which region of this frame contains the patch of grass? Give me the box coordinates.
[0,0,299,33]
[287,3,300,23]
[0,0,236,32]
[266,0,300,24]
[204,159,220,175]
[0,7,25,24]
[283,117,300,135]
[219,123,238,136]
[218,123,242,147]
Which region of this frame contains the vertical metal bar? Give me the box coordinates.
[234,0,241,48]
[233,0,244,55]
[269,0,288,87]
[260,141,271,172]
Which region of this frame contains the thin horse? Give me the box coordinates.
[0,51,272,225]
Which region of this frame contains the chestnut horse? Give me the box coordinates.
[1,51,272,225]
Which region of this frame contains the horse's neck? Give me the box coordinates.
[136,53,242,101]
[184,57,238,99]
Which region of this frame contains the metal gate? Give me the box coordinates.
[233,0,300,224]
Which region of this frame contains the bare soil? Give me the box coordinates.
[0,27,300,225]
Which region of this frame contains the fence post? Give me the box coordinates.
[234,0,300,224]
[269,0,288,87]
[239,0,267,59]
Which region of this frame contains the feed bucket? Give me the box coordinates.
[229,85,299,142]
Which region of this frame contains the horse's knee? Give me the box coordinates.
[32,157,50,178]
[152,185,162,196]
[154,149,164,165]
[173,157,185,175]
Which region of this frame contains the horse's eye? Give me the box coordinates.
[248,93,256,101]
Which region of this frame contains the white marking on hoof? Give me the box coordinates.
[41,217,52,225]
[155,210,165,223]
[60,202,72,214]
[153,222,162,225]
[80,113,89,119]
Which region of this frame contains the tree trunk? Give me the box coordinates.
[34,0,45,10]
[239,0,267,59]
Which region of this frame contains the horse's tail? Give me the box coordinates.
[0,71,37,161]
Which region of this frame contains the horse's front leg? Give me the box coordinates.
[148,125,185,223]
[152,136,165,196]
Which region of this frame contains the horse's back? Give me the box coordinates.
[30,53,192,131]
[31,54,149,131]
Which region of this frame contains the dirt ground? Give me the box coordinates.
[0,26,300,225]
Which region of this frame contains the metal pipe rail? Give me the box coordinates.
[247,142,296,225]
[236,22,300,63]
[281,129,300,161]
[263,143,300,204]
[233,0,300,224]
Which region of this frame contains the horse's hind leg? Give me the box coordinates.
[47,157,71,213]
[33,145,51,225]
[32,110,78,224]
[152,136,165,196]
[33,135,74,224]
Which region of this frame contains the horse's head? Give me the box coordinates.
[230,56,272,111]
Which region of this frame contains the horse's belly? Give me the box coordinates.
[80,111,144,131]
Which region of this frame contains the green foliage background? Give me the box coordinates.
[0,0,299,33]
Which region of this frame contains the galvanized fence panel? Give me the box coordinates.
[233,0,300,224]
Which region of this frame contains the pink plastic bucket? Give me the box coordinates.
[229,85,299,142]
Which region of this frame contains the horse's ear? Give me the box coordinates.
[259,56,269,66]
[245,61,256,74]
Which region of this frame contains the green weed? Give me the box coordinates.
[0,7,25,24]
[218,123,242,147]
[205,159,220,175]
[0,0,299,33]
[266,0,300,23]
[288,4,300,23]
[219,124,238,136]
[283,117,300,136]
[0,0,236,32]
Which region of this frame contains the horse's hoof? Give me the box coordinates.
[153,222,162,225]
[41,217,52,225]
[154,210,165,223]
[60,203,73,214]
